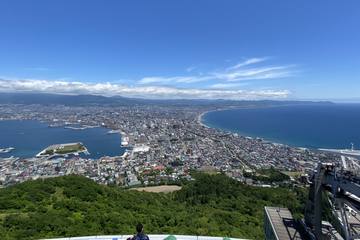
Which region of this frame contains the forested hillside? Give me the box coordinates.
[0,173,307,240]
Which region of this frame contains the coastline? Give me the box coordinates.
[196,104,305,129]
[197,107,238,128]
[197,111,210,128]
[198,109,289,147]
[0,120,126,159]
[197,107,359,156]
[318,148,360,157]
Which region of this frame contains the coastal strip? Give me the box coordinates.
[197,111,210,128]
[198,108,360,156]
[318,148,360,157]
[197,107,239,128]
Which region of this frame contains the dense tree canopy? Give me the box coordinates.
[0,173,307,240]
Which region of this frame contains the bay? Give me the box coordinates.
[202,104,360,149]
[0,120,125,158]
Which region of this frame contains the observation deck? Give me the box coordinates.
[42,235,247,240]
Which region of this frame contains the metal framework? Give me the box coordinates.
[305,162,360,240]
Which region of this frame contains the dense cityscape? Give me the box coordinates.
[0,102,341,187]
[1,1,360,239]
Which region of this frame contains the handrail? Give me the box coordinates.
[41,234,248,240]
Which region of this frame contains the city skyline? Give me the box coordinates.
[0,0,359,101]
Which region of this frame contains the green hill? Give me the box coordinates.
[0,173,307,240]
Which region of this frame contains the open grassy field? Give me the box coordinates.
[56,143,85,154]
[40,142,86,156]
[281,171,303,178]
[131,185,182,193]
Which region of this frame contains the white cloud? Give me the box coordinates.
[138,57,295,85]
[0,57,295,100]
[214,65,295,82]
[226,57,268,70]
[209,82,250,89]
[139,75,213,84]
[0,78,290,100]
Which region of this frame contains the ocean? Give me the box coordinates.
[0,120,126,158]
[202,104,360,150]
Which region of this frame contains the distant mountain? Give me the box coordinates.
[0,92,131,105]
[0,92,334,107]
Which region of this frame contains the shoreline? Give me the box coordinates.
[198,109,290,148]
[0,120,127,159]
[318,148,360,157]
[196,104,303,128]
[197,107,240,128]
[197,111,210,128]
[197,107,359,155]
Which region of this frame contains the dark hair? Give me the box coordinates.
[136,223,143,233]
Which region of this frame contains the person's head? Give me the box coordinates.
[136,223,144,234]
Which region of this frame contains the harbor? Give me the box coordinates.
[0,120,126,159]
[107,129,129,146]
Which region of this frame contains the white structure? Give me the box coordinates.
[132,144,150,153]
[42,235,247,240]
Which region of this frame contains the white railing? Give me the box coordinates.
[42,234,248,240]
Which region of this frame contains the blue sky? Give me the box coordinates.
[0,0,359,100]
